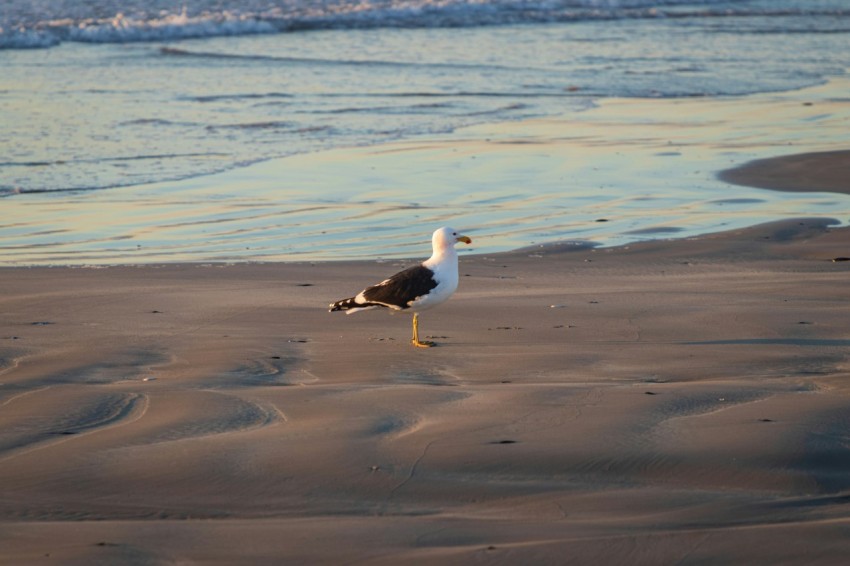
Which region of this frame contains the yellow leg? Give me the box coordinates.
[411,313,435,348]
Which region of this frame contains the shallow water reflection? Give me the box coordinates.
[3,78,850,266]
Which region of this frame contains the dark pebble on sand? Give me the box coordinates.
[491,440,517,444]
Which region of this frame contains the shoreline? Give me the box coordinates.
[2,150,847,268]
[0,214,847,270]
[3,74,850,266]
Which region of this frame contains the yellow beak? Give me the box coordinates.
[456,235,472,244]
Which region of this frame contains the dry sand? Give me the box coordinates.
[2,147,850,563]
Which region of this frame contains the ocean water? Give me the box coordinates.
[2,0,850,264]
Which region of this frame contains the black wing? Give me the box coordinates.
[361,264,438,310]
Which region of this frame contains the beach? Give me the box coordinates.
[3,1,850,562]
[2,198,850,562]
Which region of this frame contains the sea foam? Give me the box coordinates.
[3,0,846,50]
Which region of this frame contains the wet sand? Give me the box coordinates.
[2,169,850,563]
[720,150,850,195]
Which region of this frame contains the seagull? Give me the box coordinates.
[329,227,472,347]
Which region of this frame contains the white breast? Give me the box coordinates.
[411,247,459,312]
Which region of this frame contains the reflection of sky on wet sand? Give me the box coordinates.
[3,77,850,266]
